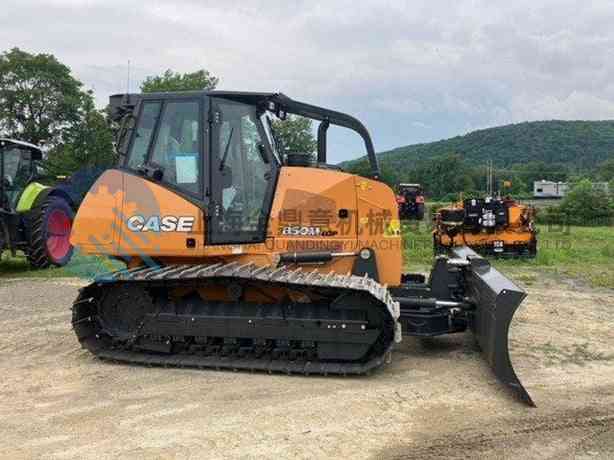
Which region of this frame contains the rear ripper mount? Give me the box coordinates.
[72,247,533,406]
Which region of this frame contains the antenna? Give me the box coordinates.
[126,59,131,94]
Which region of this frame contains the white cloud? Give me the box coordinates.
[510,91,614,122]
[2,0,614,159]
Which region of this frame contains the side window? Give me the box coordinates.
[150,101,201,195]
[127,101,161,169]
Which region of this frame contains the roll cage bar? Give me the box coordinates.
[110,91,381,180]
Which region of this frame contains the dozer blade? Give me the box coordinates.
[450,246,535,407]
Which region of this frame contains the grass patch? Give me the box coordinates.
[402,223,614,288]
[0,251,123,280]
[499,225,614,288]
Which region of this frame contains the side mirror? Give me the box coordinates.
[152,168,164,182]
[138,164,164,181]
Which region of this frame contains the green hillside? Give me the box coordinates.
[343,120,614,199]
[382,120,614,169]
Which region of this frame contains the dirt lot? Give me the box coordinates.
[1,272,613,459]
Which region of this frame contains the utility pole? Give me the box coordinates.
[486,159,494,197]
[493,160,498,198]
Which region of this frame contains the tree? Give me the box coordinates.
[409,153,476,199]
[141,69,219,93]
[0,47,115,178]
[495,168,530,197]
[558,179,613,225]
[346,152,478,198]
[508,161,569,188]
[272,115,316,156]
[598,158,614,182]
[0,48,88,146]
[46,95,115,176]
[345,158,371,179]
[503,175,528,197]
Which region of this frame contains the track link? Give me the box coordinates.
[72,262,401,376]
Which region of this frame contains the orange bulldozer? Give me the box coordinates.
[69,90,534,405]
[433,196,537,257]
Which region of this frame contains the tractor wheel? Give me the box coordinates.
[26,197,74,268]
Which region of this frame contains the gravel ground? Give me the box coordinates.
[0,272,613,459]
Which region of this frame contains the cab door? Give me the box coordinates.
[118,96,207,256]
[208,98,277,244]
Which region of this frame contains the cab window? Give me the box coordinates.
[127,101,161,169]
[150,100,201,196]
[2,147,32,209]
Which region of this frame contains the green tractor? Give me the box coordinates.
[1,138,75,268]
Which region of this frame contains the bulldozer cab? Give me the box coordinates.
[112,91,381,245]
[116,93,280,244]
[0,139,42,211]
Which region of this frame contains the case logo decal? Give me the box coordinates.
[127,215,195,232]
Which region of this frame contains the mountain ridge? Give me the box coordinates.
[345,119,614,172]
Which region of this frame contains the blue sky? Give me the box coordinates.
[3,0,614,162]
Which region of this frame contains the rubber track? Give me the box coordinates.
[72,262,401,376]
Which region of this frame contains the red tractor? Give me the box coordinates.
[396,183,425,220]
